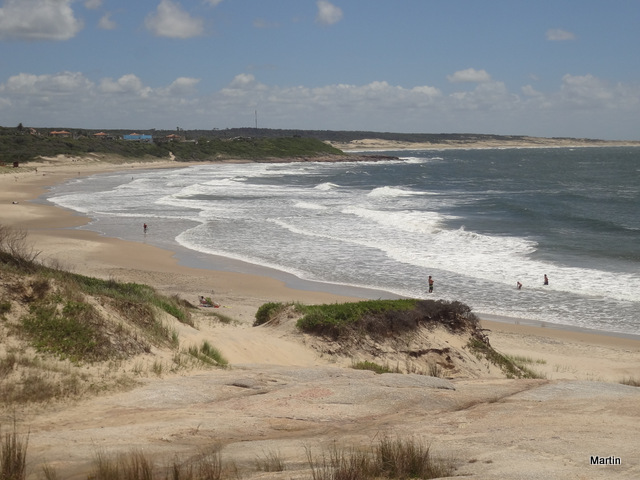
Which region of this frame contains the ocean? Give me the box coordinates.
[45,147,640,336]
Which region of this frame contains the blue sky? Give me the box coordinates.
[1,0,639,139]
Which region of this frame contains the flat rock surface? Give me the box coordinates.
[21,366,640,479]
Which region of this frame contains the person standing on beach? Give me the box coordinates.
[428,275,434,293]
[143,223,148,234]
[544,274,549,285]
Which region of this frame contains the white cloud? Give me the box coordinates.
[145,0,204,39]
[447,68,492,83]
[559,73,613,107]
[522,85,543,97]
[228,73,258,89]
[84,0,102,9]
[546,28,575,41]
[162,77,200,96]
[0,0,83,41]
[98,13,116,30]
[99,74,152,97]
[3,71,93,94]
[316,0,343,26]
[204,0,224,6]
[2,69,640,139]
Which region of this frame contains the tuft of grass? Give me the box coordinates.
[305,435,455,480]
[621,377,640,387]
[428,363,443,378]
[255,449,286,472]
[505,354,546,365]
[85,446,226,480]
[0,422,28,480]
[0,300,11,316]
[467,338,545,379]
[375,434,454,479]
[351,360,398,375]
[187,340,228,367]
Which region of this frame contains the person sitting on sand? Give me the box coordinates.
[199,296,220,308]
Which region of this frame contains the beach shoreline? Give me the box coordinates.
[1,153,639,372]
[3,152,640,479]
[0,155,640,345]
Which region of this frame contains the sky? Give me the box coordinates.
[1,0,639,140]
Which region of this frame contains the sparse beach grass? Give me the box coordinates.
[3,426,454,480]
[620,376,640,387]
[467,338,546,379]
[351,359,400,374]
[305,435,455,480]
[0,224,226,406]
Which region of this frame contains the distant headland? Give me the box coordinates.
[1,125,638,165]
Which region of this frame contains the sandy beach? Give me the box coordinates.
[2,153,640,479]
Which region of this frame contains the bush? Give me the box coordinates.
[254,302,287,326]
[295,299,479,340]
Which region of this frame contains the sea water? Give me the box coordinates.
[45,147,640,336]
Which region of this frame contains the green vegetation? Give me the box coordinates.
[187,340,228,367]
[253,301,291,326]
[167,136,343,161]
[292,299,478,340]
[255,299,542,380]
[0,126,344,164]
[0,127,166,164]
[467,338,546,379]
[351,360,399,374]
[0,224,224,406]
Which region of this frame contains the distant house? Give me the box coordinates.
[93,132,109,139]
[49,130,71,138]
[123,133,153,143]
[165,134,184,142]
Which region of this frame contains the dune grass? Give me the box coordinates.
[620,377,640,387]
[0,224,227,405]
[4,428,454,480]
[305,435,455,480]
[0,422,28,480]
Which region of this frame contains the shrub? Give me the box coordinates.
[295,299,479,340]
[254,302,287,326]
